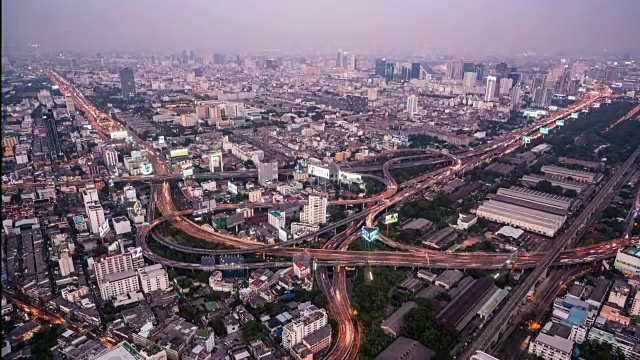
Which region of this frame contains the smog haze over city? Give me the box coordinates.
[2,0,640,55]
[2,2,640,360]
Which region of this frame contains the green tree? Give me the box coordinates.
[242,320,266,341]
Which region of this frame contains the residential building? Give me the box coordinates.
[93,253,135,284]
[614,246,640,276]
[406,95,418,115]
[300,196,327,225]
[87,204,105,235]
[268,210,286,230]
[138,264,170,293]
[282,309,328,350]
[257,161,278,186]
[528,332,573,360]
[58,249,74,276]
[99,270,140,300]
[485,76,497,102]
[112,216,132,235]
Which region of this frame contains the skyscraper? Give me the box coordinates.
[542,88,554,107]
[189,50,196,61]
[496,62,509,78]
[401,65,411,82]
[485,76,497,102]
[336,50,343,68]
[475,63,485,81]
[411,63,421,79]
[499,78,514,95]
[257,161,278,186]
[385,63,395,82]
[510,85,523,111]
[300,196,327,225]
[348,54,357,71]
[375,59,387,77]
[65,95,75,115]
[446,61,463,80]
[182,50,188,63]
[555,71,570,95]
[43,109,62,159]
[463,72,476,88]
[567,79,581,97]
[406,95,418,115]
[213,53,225,65]
[462,62,475,74]
[119,68,136,100]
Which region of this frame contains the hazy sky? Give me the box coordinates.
[2,0,639,55]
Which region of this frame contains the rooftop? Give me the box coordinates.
[375,336,435,360]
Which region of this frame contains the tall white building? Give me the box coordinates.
[499,77,514,95]
[268,210,286,230]
[300,196,327,225]
[87,204,105,235]
[93,253,134,284]
[137,264,170,293]
[485,76,497,102]
[123,185,137,202]
[463,72,476,88]
[99,270,140,300]
[406,95,418,115]
[65,95,75,115]
[613,246,640,276]
[82,184,100,208]
[367,88,378,101]
[528,333,573,360]
[209,151,223,173]
[282,309,328,350]
[257,161,278,186]
[348,54,356,71]
[58,250,75,276]
[103,147,118,167]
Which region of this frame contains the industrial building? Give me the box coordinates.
[475,198,566,237]
[521,174,590,195]
[495,187,573,214]
[541,165,601,184]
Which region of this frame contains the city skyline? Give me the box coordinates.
[2,0,640,55]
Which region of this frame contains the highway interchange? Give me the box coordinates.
[47,70,640,360]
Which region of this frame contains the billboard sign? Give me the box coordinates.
[158,136,165,144]
[308,164,330,179]
[228,181,238,195]
[278,229,288,242]
[141,163,154,175]
[110,131,128,140]
[339,171,362,184]
[539,127,549,135]
[99,220,110,238]
[555,120,564,126]
[522,136,531,144]
[383,213,399,225]
[570,112,579,119]
[361,226,380,242]
[182,168,193,178]
[170,148,189,158]
[129,247,143,259]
